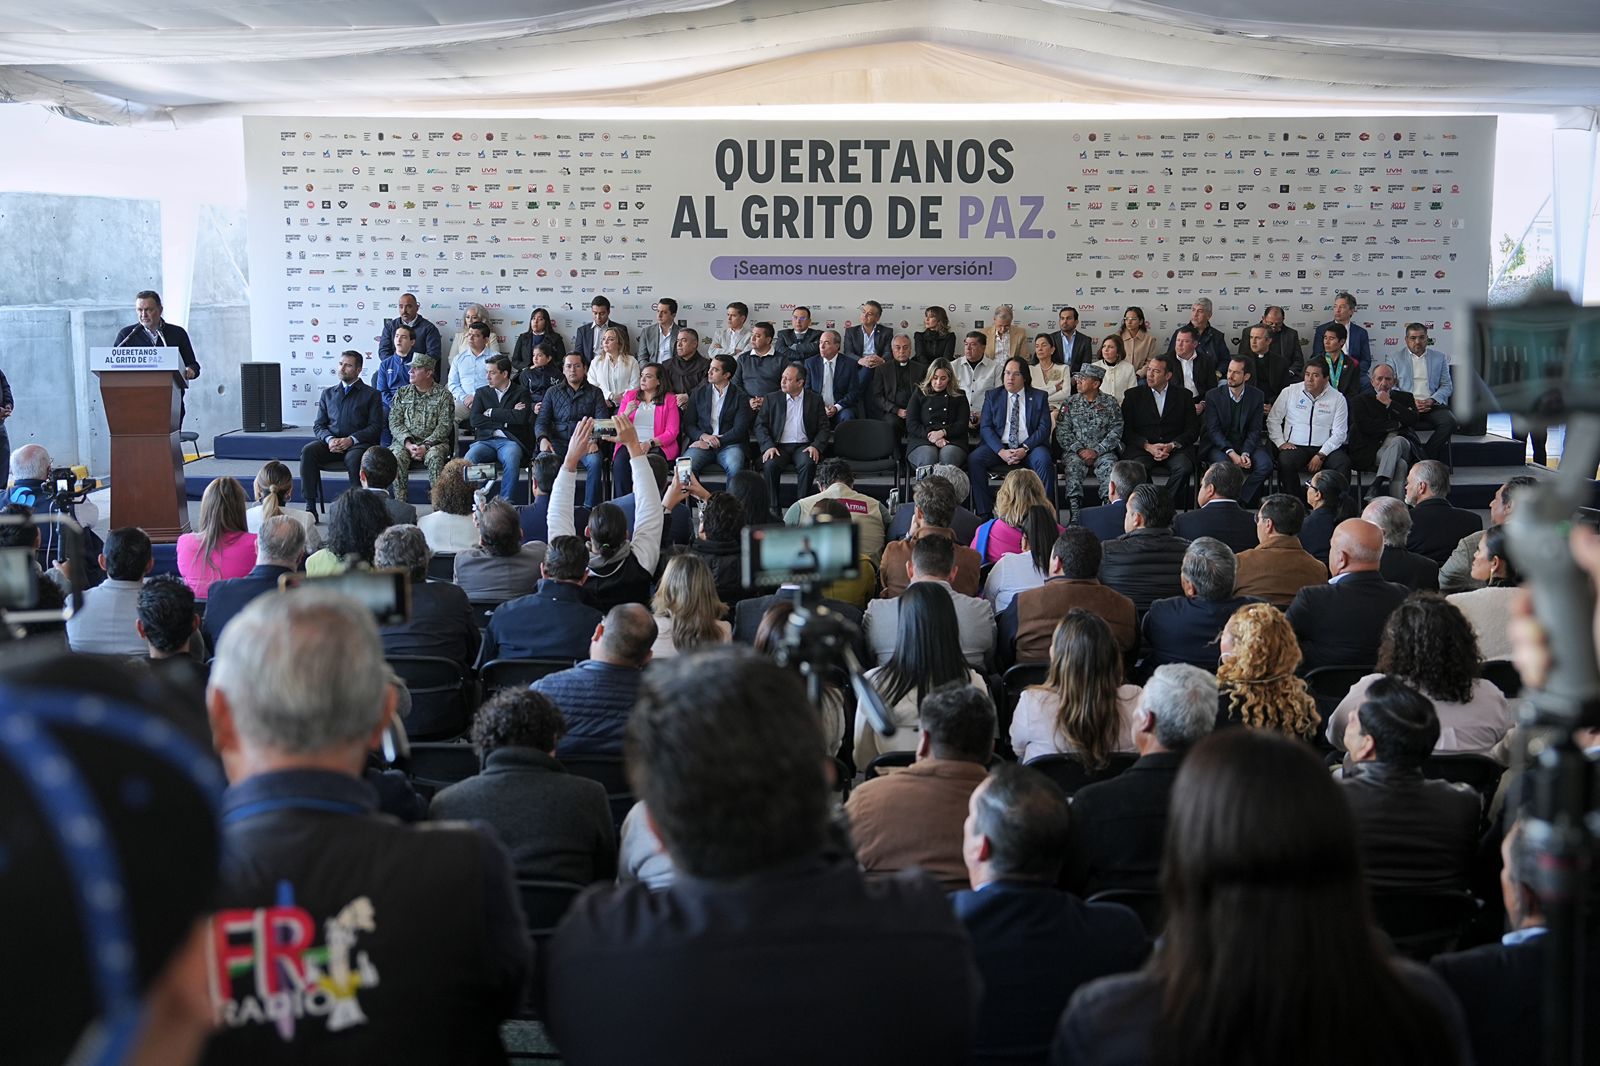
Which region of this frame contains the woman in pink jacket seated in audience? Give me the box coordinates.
[613,363,680,497]
[176,476,258,599]
[970,468,1061,564]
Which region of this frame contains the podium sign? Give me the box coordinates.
[90,349,189,541]
[92,346,183,372]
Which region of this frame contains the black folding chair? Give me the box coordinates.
[829,418,903,498]
[1369,889,1482,960]
[1023,751,1138,796]
[517,879,587,939]
[559,754,634,828]
[1000,663,1049,755]
[1087,888,1166,937]
[427,552,457,582]
[480,658,575,695]
[387,655,478,741]
[1422,753,1507,828]
[1302,663,1376,722]
[407,741,481,793]
[863,750,916,780]
[1479,659,1523,699]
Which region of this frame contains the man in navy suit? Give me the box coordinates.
[1141,537,1262,672]
[841,300,895,363]
[478,535,600,665]
[1173,462,1258,553]
[300,350,385,517]
[376,292,442,361]
[1119,353,1200,504]
[202,516,304,652]
[1054,306,1096,373]
[954,764,1148,1064]
[968,357,1056,518]
[1198,355,1271,505]
[803,330,865,425]
[1286,519,1411,671]
[1076,460,1147,541]
[684,354,755,480]
[1313,291,1373,394]
[114,289,201,423]
[572,295,629,364]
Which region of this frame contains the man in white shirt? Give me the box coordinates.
[707,301,754,361]
[864,534,994,669]
[65,526,153,655]
[686,354,755,480]
[1267,356,1352,483]
[447,323,495,420]
[636,297,681,366]
[953,331,1000,431]
[755,364,830,501]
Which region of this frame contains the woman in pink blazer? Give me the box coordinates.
[613,363,681,496]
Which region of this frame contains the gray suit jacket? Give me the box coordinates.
[453,544,547,604]
[635,323,680,365]
[367,488,417,526]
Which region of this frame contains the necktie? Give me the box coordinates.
[824,361,835,406]
[1007,393,1020,448]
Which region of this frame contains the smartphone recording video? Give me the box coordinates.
[675,455,693,489]
[741,519,860,589]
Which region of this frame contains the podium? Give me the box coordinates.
[92,347,189,541]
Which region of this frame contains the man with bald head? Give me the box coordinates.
[1348,362,1421,501]
[1284,518,1412,671]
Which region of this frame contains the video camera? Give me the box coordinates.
[0,512,85,634]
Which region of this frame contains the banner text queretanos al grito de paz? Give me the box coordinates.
[677,138,1035,282]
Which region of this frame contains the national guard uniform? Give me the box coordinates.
[1056,364,1123,509]
[388,354,456,502]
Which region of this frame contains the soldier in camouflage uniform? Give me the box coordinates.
[1056,363,1123,515]
[388,353,456,502]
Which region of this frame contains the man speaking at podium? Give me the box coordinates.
[112,289,200,423]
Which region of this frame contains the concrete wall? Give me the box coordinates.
[0,193,250,474]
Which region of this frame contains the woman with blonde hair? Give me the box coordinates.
[246,460,322,553]
[971,467,1061,564]
[649,554,731,658]
[1009,609,1142,765]
[906,358,970,468]
[176,476,257,598]
[589,324,640,408]
[1215,603,1321,739]
[417,458,480,553]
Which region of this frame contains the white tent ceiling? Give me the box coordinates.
[0,0,1597,125]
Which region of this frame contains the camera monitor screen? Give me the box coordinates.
[0,547,39,610]
[1472,301,1600,418]
[279,568,412,626]
[742,520,860,588]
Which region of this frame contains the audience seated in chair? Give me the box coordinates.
[857,581,991,766]
[534,603,657,758]
[202,515,305,653]
[1172,461,1257,553]
[981,503,1056,614]
[452,497,545,604]
[754,362,830,504]
[1286,517,1410,672]
[1231,493,1328,607]
[300,349,384,518]
[1363,496,1440,591]
[417,459,481,554]
[971,467,1060,565]
[1438,475,1537,594]
[1140,537,1261,673]
[176,476,257,599]
[1404,460,1483,566]
[65,525,153,655]
[429,688,616,884]
[674,489,751,606]
[1000,526,1138,666]
[1062,663,1217,897]
[1339,676,1480,892]
[1075,459,1146,542]
[386,351,456,505]
[1010,608,1143,765]
[303,485,393,576]
[888,464,980,545]
[1199,355,1272,505]
[1214,603,1321,741]
[1446,524,1520,662]
[1052,728,1470,1066]
[807,499,878,608]
[864,533,995,671]
[1326,594,1512,760]
[847,682,997,890]
[1098,483,1190,615]
[1118,352,1200,507]
[881,474,983,598]
[535,353,611,510]
[359,444,419,526]
[540,649,978,1063]
[374,524,481,672]
[246,460,322,554]
[548,413,663,612]
[1298,467,1357,565]
[781,458,890,564]
[131,574,209,728]
[479,534,600,665]
[955,763,1149,1065]
[649,554,732,659]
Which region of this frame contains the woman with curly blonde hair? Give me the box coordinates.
[1215,603,1321,739]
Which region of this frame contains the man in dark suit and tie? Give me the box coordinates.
[1119,353,1200,504]
[1404,460,1483,565]
[572,295,629,364]
[376,292,443,361]
[1313,291,1373,394]
[756,363,831,502]
[202,515,304,652]
[300,350,385,517]
[954,765,1148,1064]
[684,354,755,480]
[842,300,895,363]
[1198,355,1271,505]
[1173,462,1258,553]
[1053,306,1096,373]
[803,330,865,425]
[114,289,201,423]
[968,357,1056,518]
[1075,460,1146,541]
[1286,518,1411,672]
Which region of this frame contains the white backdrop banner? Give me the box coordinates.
[244,116,1495,417]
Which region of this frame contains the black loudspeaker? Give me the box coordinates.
[240,362,284,432]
